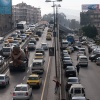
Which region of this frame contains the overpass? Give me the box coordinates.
[59,24,73,34]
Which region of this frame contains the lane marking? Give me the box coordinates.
[40,57,51,100]
[41,37,53,100]
[23,76,26,80]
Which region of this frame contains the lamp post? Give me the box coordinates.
[45,0,62,78]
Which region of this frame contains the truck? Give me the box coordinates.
[8,46,28,72]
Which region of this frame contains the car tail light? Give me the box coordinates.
[26,92,28,96]
[2,82,5,84]
[13,93,16,96]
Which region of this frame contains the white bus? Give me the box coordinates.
[16,21,27,33]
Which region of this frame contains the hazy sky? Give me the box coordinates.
[12,0,100,16]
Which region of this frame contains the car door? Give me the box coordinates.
[28,85,32,96]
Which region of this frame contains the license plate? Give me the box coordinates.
[18,93,23,96]
[30,82,36,85]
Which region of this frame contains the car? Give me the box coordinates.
[68,84,85,100]
[7,37,14,43]
[41,43,48,50]
[36,31,42,37]
[78,56,88,67]
[27,74,42,88]
[63,59,73,69]
[14,38,22,44]
[47,32,52,36]
[34,35,39,41]
[36,48,45,55]
[65,66,76,77]
[77,51,85,60]
[89,53,100,62]
[46,34,52,40]
[96,57,100,65]
[34,53,44,59]
[78,47,86,55]
[13,84,32,100]
[27,43,36,51]
[30,38,36,44]
[0,74,10,87]
[11,33,18,39]
[31,59,44,74]
[65,77,79,91]
[0,55,4,66]
[20,34,27,42]
[25,30,33,35]
[11,40,20,46]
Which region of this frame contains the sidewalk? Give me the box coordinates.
[46,57,60,100]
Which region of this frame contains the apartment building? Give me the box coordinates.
[80,10,100,33]
[12,2,41,27]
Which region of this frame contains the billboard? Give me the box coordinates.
[0,0,12,14]
[82,4,100,11]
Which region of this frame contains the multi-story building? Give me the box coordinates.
[12,2,41,27]
[80,10,100,33]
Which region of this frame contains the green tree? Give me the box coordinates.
[81,25,98,39]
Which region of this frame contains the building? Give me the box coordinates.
[12,2,41,27]
[80,10,100,33]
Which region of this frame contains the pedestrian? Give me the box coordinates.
[53,79,61,94]
[76,64,81,75]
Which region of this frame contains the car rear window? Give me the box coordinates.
[15,86,27,91]
[74,88,81,94]
[80,58,87,61]
[28,77,39,80]
[33,62,42,66]
[68,79,77,82]
[0,76,4,80]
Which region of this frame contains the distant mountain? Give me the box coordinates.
[59,8,81,21]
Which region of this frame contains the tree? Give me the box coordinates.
[81,24,98,39]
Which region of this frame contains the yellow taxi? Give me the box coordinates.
[25,30,33,35]
[14,38,22,44]
[34,53,44,59]
[27,74,42,87]
[46,34,52,40]
[7,37,14,43]
[34,35,39,41]
[47,32,52,36]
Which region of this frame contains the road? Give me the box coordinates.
[63,45,100,100]
[0,27,54,100]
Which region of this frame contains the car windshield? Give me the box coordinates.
[0,76,4,80]
[28,77,39,80]
[15,86,27,91]
[67,67,73,70]
[42,44,47,46]
[35,54,42,56]
[33,62,41,66]
[68,79,78,82]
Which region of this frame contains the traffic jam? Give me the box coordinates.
[0,22,53,100]
[60,34,99,100]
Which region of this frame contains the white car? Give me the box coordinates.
[41,43,48,50]
[13,84,32,100]
[72,96,87,100]
[0,74,10,87]
[0,56,4,66]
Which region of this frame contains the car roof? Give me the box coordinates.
[41,43,47,44]
[71,84,84,88]
[28,43,34,44]
[72,96,86,99]
[16,84,28,87]
[29,74,39,77]
[79,55,87,58]
[35,53,43,54]
[68,77,78,80]
[33,59,43,62]
[0,74,6,76]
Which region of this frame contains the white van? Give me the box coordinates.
[78,55,88,67]
[68,84,85,100]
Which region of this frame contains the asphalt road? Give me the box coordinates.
[0,27,53,100]
[64,45,100,100]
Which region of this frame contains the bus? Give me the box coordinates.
[16,21,27,33]
[66,34,75,44]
